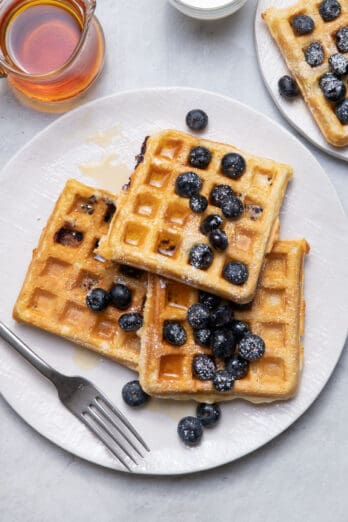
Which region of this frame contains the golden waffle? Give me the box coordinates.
[139,240,309,403]
[263,1,348,147]
[98,130,292,304]
[13,179,147,369]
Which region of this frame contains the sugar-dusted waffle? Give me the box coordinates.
[263,0,348,147]
[13,179,147,369]
[139,240,309,403]
[98,130,292,304]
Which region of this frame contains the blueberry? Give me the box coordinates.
[211,328,236,359]
[319,0,341,21]
[192,354,216,380]
[336,99,348,123]
[210,304,234,330]
[230,319,250,340]
[208,229,228,252]
[109,283,132,310]
[122,380,149,407]
[210,184,234,208]
[196,403,221,427]
[86,288,110,312]
[190,194,208,213]
[120,265,144,279]
[336,27,348,53]
[278,75,300,99]
[304,42,324,67]
[221,197,244,219]
[320,72,346,102]
[189,146,212,169]
[118,313,143,332]
[193,328,212,347]
[226,355,249,379]
[329,53,348,76]
[200,214,223,235]
[189,243,214,270]
[221,153,246,179]
[163,321,187,346]
[187,303,211,329]
[175,172,202,198]
[186,109,208,131]
[291,14,315,35]
[223,262,249,285]
[178,416,203,446]
[238,333,265,361]
[54,227,83,247]
[213,370,234,392]
[198,290,221,310]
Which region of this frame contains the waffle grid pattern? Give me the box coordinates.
[263,0,348,147]
[13,179,147,369]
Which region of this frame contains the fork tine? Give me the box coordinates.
[88,406,138,464]
[96,394,150,452]
[93,399,145,458]
[82,413,132,472]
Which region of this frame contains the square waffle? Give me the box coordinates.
[13,179,147,369]
[98,130,293,304]
[139,240,309,403]
[263,0,348,147]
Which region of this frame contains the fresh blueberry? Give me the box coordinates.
[336,27,348,53]
[336,99,348,123]
[230,319,250,340]
[200,214,223,235]
[320,72,346,101]
[189,243,214,270]
[304,42,324,67]
[238,333,265,361]
[221,153,246,179]
[192,354,216,380]
[210,184,234,208]
[109,283,132,310]
[189,146,212,169]
[86,288,110,312]
[329,53,348,76]
[190,194,208,213]
[187,303,211,329]
[208,229,228,251]
[319,0,341,21]
[193,328,212,347]
[278,75,300,99]
[175,172,202,198]
[122,380,149,407]
[196,403,221,427]
[225,355,249,379]
[213,370,234,392]
[221,197,244,219]
[211,328,236,359]
[178,416,203,446]
[186,109,208,131]
[118,313,143,331]
[120,265,144,279]
[223,262,249,285]
[163,321,187,346]
[291,15,314,35]
[198,290,221,310]
[210,304,234,330]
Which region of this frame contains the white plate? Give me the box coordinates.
[0,87,347,475]
[255,0,348,163]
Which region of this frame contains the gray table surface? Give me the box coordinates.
[1,1,347,520]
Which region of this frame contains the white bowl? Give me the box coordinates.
[169,0,249,20]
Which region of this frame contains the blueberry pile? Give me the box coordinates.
[178,403,221,446]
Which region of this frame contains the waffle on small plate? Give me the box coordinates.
[139,240,309,403]
[13,179,147,369]
[263,0,348,147]
[98,130,293,304]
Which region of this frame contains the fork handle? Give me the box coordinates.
[0,321,61,383]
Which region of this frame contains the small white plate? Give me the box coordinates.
[255,0,348,163]
[0,87,347,475]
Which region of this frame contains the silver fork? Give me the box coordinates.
[0,321,150,471]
